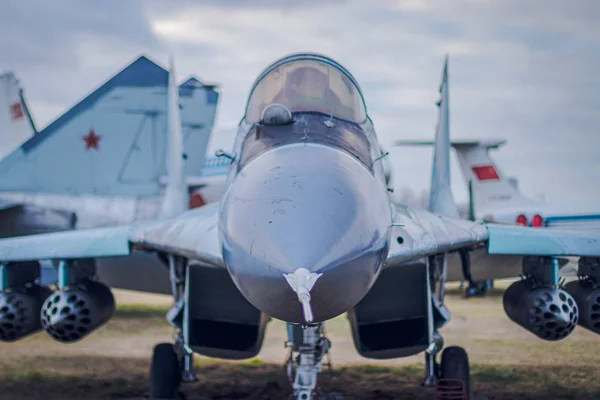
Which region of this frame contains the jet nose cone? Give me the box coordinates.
[221,145,391,322]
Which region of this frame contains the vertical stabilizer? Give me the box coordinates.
[0,56,218,198]
[394,139,540,221]
[451,141,539,218]
[429,56,459,218]
[0,73,36,159]
[160,58,187,218]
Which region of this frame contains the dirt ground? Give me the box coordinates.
[1,283,599,399]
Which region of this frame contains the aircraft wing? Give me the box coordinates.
[0,200,595,271]
[386,203,488,267]
[0,203,224,268]
[386,203,600,268]
[0,225,132,261]
[130,202,224,267]
[486,224,600,256]
[393,139,506,149]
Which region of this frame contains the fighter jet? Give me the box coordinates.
[0,55,220,233]
[0,53,599,400]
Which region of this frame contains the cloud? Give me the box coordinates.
[0,0,163,125]
[1,0,598,207]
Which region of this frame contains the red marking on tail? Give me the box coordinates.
[472,165,499,181]
[189,192,206,209]
[10,103,24,121]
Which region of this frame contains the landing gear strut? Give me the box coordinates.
[285,323,331,400]
[459,249,493,298]
[427,253,471,399]
[150,255,197,399]
[423,332,444,387]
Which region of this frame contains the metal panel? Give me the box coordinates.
[348,262,431,359]
[487,224,600,256]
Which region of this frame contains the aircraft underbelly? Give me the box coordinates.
[446,248,522,282]
[0,204,74,238]
[96,253,171,295]
[0,193,163,228]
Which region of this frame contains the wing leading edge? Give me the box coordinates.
[0,202,596,270]
[0,225,131,262]
[486,224,600,257]
[385,203,600,269]
[0,203,224,268]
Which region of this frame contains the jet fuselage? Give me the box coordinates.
[220,109,392,323]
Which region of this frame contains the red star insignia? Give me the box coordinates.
[10,103,24,121]
[83,129,101,151]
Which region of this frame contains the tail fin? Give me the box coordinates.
[0,56,219,198]
[0,72,37,159]
[394,139,539,219]
[449,140,539,217]
[428,55,459,218]
[159,58,186,218]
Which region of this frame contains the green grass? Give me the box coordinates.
[239,358,267,370]
[339,364,422,376]
[113,303,169,320]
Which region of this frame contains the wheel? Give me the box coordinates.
[439,346,470,399]
[465,281,490,298]
[150,343,182,399]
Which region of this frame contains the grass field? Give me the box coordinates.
[1,283,599,399]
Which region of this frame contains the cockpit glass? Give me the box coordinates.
[246,59,367,124]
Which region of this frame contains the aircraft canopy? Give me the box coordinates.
[246,55,367,124]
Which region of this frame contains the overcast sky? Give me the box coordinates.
[1,0,598,210]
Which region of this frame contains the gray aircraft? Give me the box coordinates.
[0,53,599,400]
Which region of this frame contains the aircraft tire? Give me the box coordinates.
[440,346,470,399]
[150,343,182,399]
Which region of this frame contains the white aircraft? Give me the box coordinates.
[395,138,600,231]
[394,60,600,233]
[0,72,37,161]
[394,58,600,297]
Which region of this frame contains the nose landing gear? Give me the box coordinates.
[285,323,332,400]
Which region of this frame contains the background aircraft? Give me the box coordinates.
[394,61,600,233]
[0,55,220,231]
[0,72,37,161]
[0,73,74,238]
[395,138,600,230]
[395,58,600,297]
[0,54,598,400]
[0,56,227,291]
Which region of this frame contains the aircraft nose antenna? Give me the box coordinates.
[283,268,322,323]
